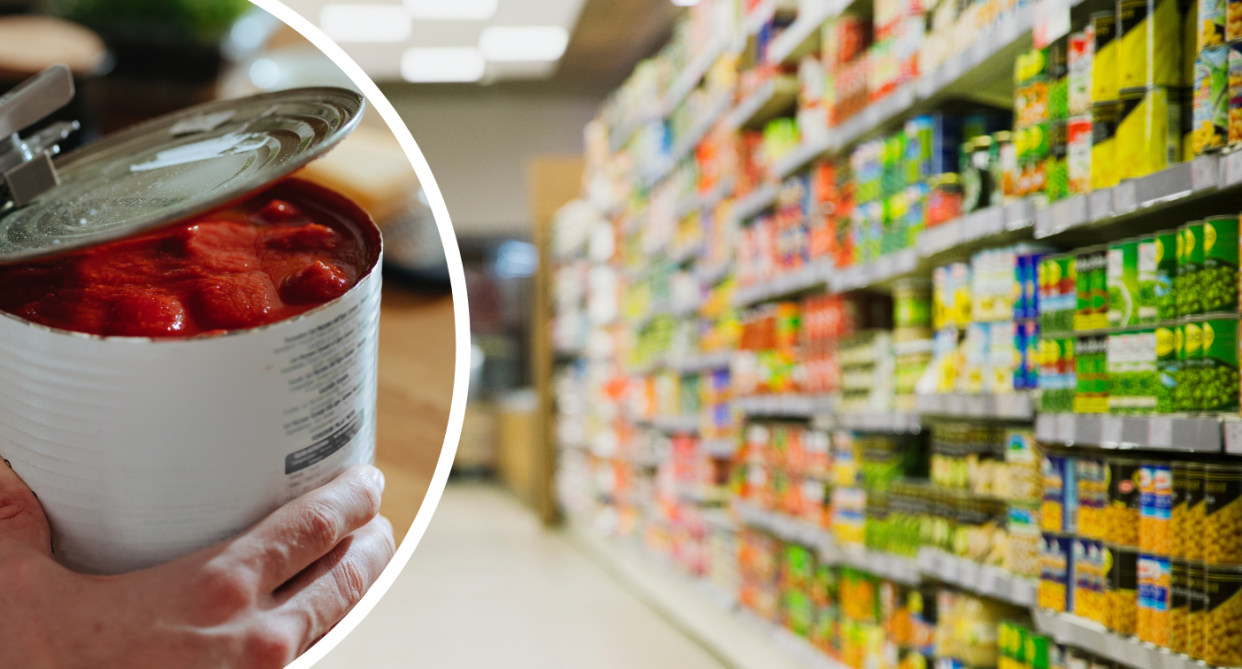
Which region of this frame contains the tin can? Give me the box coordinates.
[1093,12,1120,103]
[1188,560,1208,658]
[1171,558,1190,653]
[1068,116,1094,194]
[1187,463,1207,560]
[1138,552,1172,646]
[1079,457,1110,539]
[1229,0,1242,41]
[1186,314,1239,412]
[1156,322,1180,413]
[1108,328,1159,414]
[1106,543,1141,634]
[1076,246,1110,331]
[1108,239,1141,328]
[1178,221,1206,317]
[1041,253,1078,333]
[1140,460,1174,555]
[1076,537,1108,623]
[1070,30,1095,116]
[1138,231,1178,323]
[1041,532,1076,612]
[1091,102,1123,189]
[1076,334,1110,413]
[1051,40,1071,122]
[1228,43,1242,146]
[1195,45,1229,154]
[1203,564,1242,664]
[1203,0,1226,48]
[1047,121,1070,201]
[1204,463,1242,565]
[1118,0,1186,89]
[1117,87,1185,180]
[1044,454,1080,533]
[1175,320,1196,411]
[1108,457,1142,546]
[1040,335,1078,413]
[1200,214,1239,313]
[1172,462,1189,558]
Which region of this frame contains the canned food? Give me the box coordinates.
[1230,0,1242,41]
[1108,328,1159,414]
[1040,335,1078,413]
[1205,463,1242,564]
[1079,457,1109,539]
[1171,559,1190,653]
[1108,458,1142,546]
[1068,116,1094,194]
[1175,320,1194,411]
[1195,46,1229,154]
[1041,253,1078,333]
[1118,0,1185,89]
[1117,87,1185,180]
[1077,334,1110,413]
[1140,460,1173,555]
[1044,454,1080,533]
[1138,552,1172,646]
[1204,564,1242,665]
[1188,463,1207,561]
[1076,538,1108,623]
[1188,560,1207,659]
[1139,231,1178,322]
[1228,43,1242,145]
[1041,533,1076,612]
[1156,322,1180,413]
[1047,122,1070,201]
[1070,31,1095,116]
[1093,12,1120,103]
[1178,221,1206,317]
[1173,462,1189,558]
[1108,239,1140,328]
[1185,314,1240,412]
[1051,40,1071,122]
[1092,102,1123,188]
[1107,543,1141,634]
[1203,0,1227,48]
[1076,247,1110,331]
[1200,215,1239,313]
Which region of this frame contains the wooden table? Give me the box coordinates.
[372,286,456,545]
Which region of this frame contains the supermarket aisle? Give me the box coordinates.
[316,483,728,669]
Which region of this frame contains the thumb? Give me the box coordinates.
[0,457,52,556]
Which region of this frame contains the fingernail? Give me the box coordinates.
[371,467,386,493]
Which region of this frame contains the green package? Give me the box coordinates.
[1188,314,1240,412]
[1178,222,1206,316]
[1156,323,1179,413]
[1139,231,1178,323]
[1109,239,1140,327]
[1201,215,1239,313]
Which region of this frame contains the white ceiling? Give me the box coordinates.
[279,0,589,82]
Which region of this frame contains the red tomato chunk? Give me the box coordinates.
[0,195,365,337]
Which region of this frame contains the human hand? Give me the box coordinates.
[0,461,395,669]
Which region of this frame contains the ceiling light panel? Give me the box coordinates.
[405,0,498,20]
[478,26,569,62]
[401,47,487,82]
[320,4,412,43]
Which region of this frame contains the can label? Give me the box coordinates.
[1190,316,1239,411]
[1187,465,1206,561]
[1068,116,1094,194]
[1108,459,1142,547]
[1205,465,1242,565]
[1178,222,1206,316]
[1044,455,1080,533]
[1078,458,1110,539]
[1195,46,1229,154]
[1201,215,1239,313]
[1156,324,1179,413]
[1139,232,1178,322]
[1075,538,1107,623]
[1039,335,1077,413]
[1076,334,1109,412]
[1118,0,1184,88]
[1092,103,1122,189]
[1140,461,1173,555]
[1040,533,1075,612]
[1172,464,1189,558]
[1202,0,1226,48]
[1138,553,1171,646]
[1070,30,1095,116]
[1117,87,1182,180]
[1203,567,1242,665]
[1188,563,1207,659]
[1108,240,1140,327]
[1108,329,1158,414]
[1229,44,1242,146]
[1106,544,1140,635]
[1229,0,1242,42]
[1170,559,1189,654]
[1094,14,1120,103]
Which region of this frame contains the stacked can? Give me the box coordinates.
[1196,0,1230,153]
[1016,44,1068,202]
[1093,11,1124,189]
[1070,27,1096,195]
[1115,0,1191,179]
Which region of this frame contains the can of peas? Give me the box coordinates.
[1108,239,1141,327]
[1203,564,1242,665]
[1138,231,1178,323]
[1139,552,1173,646]
[1140,460,1173,555]
[1171,558,1190,653]
[1204,463,1242,565]
[1187,463,1207,561]
[1179,222,1207,317]
[1188,560,1207,659]
[1106,543,1141,634]
[1200,215,1239,313]
[1076,334,1110,412]
[1156,322,1179,413]
[1186,314,1240,412]
[1076,247,1110,331]
[1174,320,1195,411]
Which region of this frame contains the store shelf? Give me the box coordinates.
[767,0,841,66]
[1032,610,1202,669]
[663,34,734,117]
[1034,413,1223,452]
[638,414,701,434]
[830,247,918,293]
[698,261,733,286]
[916,549,1037,607]
[915,393,1034,420]
[728,75,800,131]
[702,437,740,458]
[733,183,780,222]
[735,260,832,306]
[918,201,1037,258]
[837,410,922,433]
[669,350,734,373]
[652,94,736,187]
[734,394,837,417]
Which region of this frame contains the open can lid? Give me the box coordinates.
[0,86,365,264]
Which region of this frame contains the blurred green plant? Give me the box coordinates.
[43,0,252,42]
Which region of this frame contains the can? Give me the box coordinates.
[1108,239,1141,328]
[1076,334,1110,413]
[1188,561,1207,659]
[1079,457,1110,539]
[1068,116,1094,194]
[1106,543,1141,634]
[1186,314,1240,411]
[1041,253,1078,333]
[1117,0,1185,89]
[1117,87,1185,180]
[1093,11,1120,103]
[1107,457,1142,546]
[1076,537,1108,623]
[1229,0,1242,41]
[1091,102,1123,189]
[1172,462,1189,558]
[1040,532,1076,612]
[1200,214,1239,313]
[1076,246,1110,331]
[1051,40,1071,122]
[1044,454,1080,533]
[1195,45,1229,154]
[1047,121,1070,201]
[1040,335,1078,413]
[1228,43,1242,146]
[1204,463,1242,565]
[1203,0,1226,48]
[1171,558,1190,653]
[1070,30,1095,116]
[1203,564,1242,665]
[1138,231,1178,323]
[1156,322,1180,413]
[1140,460,1174,555]
[1175,320,1194,411]
[1108,328,1159,414]
[1178,221,1206,317]
[1138,552,1172,646]
[1188,463,1207,560]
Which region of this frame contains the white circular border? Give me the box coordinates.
[246,2,472,667]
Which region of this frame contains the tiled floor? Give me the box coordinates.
[315,483,727,669]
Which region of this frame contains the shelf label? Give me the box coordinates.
[1224,151,1242,188]
[1114,181,1137,213]
[1088,190,1112,220]
[1149,417,1173,448]
[1226,421,1242,455]
[1193,155,1220,191]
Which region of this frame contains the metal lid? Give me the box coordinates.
[0,86,364,263]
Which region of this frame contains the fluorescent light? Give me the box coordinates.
[401,47,486,83]
[479,26,569,62]
[320,4,412,43]
[405,0,498,20]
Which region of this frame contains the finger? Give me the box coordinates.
[0,457,51,556]
[230,465,385,592]
[276,515,395,654]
